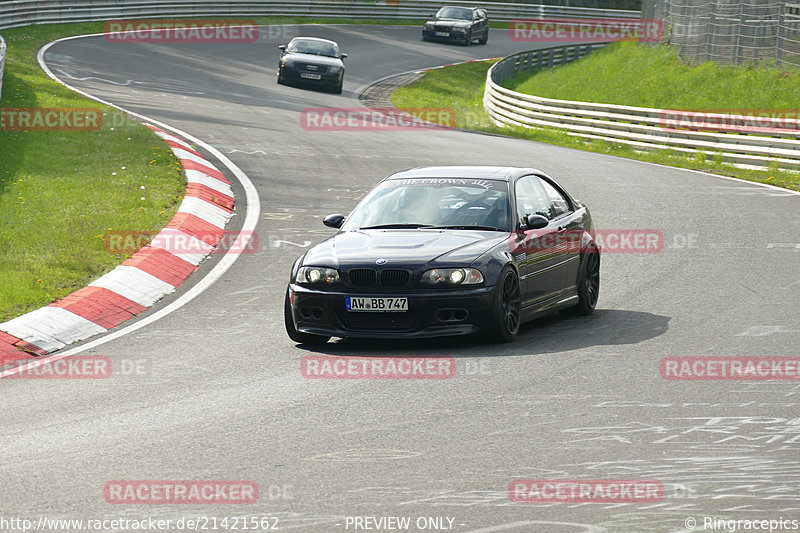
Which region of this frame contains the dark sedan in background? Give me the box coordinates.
[422,6,489,45]
[277,37,347,93]
[284,166,600,345]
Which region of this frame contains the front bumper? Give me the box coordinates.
[287,284,496,339]
[279,67,342,87]
[422,28,469,42]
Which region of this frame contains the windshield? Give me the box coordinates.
[342,178,510,231]
[436,7,473,20]
[288,39,339,57]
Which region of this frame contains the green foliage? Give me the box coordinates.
[505,41,800,110]
[0,22,185,321]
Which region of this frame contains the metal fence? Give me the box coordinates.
[484,44,800,169]
[644,0,800,68]
[487,42,609,81]
[0,0,638,30]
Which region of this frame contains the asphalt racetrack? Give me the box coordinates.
[2,24,799,533]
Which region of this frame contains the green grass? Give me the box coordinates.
[0,22,189,321]
[504,41,800,109]
[394,61,499,130]
[391,52,800,192]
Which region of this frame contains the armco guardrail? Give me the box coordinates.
[0,35,5,102]
[486,43,608,85]
[0,1,638,31]
[484,46,800,170]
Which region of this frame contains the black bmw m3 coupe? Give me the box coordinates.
[422,6,489,45]
[285,166,600,344]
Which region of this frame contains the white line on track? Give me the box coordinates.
[462,521,606,533]
[635,159,800,196]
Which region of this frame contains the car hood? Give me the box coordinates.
[303,230,507,270]
[430,19,471,28]
[284,52,342,66]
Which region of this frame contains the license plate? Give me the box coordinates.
[435,31,450,37]
[346,297,408,312]
[300,72,322,80]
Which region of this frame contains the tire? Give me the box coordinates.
[331,78,343,94]
[486,266,521,342]
[463,30,472,46]
[284,288,331,345]
[277,68,285,85]
[561,245,600,316]
[478,31,488,45]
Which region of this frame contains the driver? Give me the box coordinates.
[397,186,441,225]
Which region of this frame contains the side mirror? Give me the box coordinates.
[323,213,345,229]
[524,214,549,230]
[278,44,286,51]
[340,53,348,59]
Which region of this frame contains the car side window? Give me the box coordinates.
[540,179,572,219]
[515,176,551,226]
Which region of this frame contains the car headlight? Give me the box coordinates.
[281,59,294,68]
[420,268,483,286]
[424,22,434,29]
[451,27,466,33]
[296,266,340,285]
[329,65,341,74]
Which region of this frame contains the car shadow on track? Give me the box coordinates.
[294,309,671,358]
[278,81,349,97]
